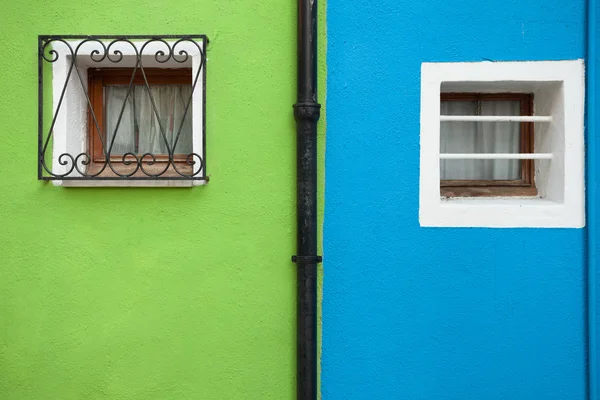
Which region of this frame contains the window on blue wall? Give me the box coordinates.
[440,93,536,198]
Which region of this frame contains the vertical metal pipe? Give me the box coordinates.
[294,0,321,399]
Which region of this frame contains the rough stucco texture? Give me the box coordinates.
[323,0,586,399]
[0,1,326,399]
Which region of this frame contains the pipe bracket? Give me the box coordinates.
[292,255,323,264]
[293,102,322,122]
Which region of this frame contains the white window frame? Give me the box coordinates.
[420,60,585,228]
[50,40,205,187]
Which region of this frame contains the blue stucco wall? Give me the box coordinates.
[323,1,587,399]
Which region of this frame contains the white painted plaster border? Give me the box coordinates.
[49,40,205,187]
[419,60,585,228]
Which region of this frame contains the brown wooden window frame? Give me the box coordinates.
[87,67,193,175]
[440,92,537,198]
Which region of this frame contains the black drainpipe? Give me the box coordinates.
[292,0,321,399]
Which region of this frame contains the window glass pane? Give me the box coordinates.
[440,100,521,180]
[104,84,193,155]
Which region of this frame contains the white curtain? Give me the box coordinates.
[105,85,193,155]
[440,100,520,180]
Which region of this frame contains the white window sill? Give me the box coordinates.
[420,197,582,228]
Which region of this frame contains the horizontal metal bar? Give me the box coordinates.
[440,153,554,160]
[41,176,209,181]
[39,35,207,40]
[440,115,552,122]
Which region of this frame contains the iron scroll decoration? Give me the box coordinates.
[38,35,208,180]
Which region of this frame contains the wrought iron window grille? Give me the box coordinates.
[38,35,208,181]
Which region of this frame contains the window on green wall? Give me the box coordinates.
[87,68,194,178]
[38,36,207,186]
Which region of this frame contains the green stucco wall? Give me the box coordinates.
[0,1,326,399]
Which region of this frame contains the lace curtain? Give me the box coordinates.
[440,100,520,180]
[104,84,193,155]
